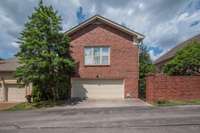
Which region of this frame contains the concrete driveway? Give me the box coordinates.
[52,98,150,110]
[0,102,17,111]
[0,105,200,133]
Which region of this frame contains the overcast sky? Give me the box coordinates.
[0,0,200,60]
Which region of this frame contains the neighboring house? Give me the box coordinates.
[0,15,144,102]
[154,34,200,71]
[0,58,31,102]
[67,15,144,99]
[0,58,18,79]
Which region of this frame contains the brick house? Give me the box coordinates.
[154,34,200,72]
[67,15,144,99]
[0,15,144,102]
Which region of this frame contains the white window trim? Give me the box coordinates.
[84,46,110,66]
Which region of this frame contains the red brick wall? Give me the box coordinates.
[69,22,139,98]
[146,74,200,103]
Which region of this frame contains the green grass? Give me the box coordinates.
[155,100,200,106]
[5,100,66,111]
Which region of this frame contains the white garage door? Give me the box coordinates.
[8,86,26,102]
[71,79,124,99]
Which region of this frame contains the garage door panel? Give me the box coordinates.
[8,87,26,102]
[72,79,124,99]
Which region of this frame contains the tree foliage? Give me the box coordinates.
[163,41,200,75]
[139,44,155,98]
[16,1,75,102]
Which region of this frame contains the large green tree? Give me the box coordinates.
[163,41,200,75]
[139,44,155,98]
[16,1,74,102]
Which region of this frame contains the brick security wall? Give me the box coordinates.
[69,21,139,98]
[146,74,200,103]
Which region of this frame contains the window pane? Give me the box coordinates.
[102,47,109,56]
[94,48,100,64]
[102,56,108,64]
[84,48,93,65]
[102,47,109,64]
[85,56,93,65]
[85,48,90,55]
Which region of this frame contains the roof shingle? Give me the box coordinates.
[0,58,19,71]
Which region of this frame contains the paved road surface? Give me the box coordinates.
[0,105,200,133]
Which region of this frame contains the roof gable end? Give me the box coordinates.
[65,15,145,40]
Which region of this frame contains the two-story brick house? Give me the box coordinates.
[0,15,144,102]
[67,15,144,99]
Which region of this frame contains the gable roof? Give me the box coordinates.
[0,16,144,72]
[65,15,145,40]
[0,58,19,72]
[154,34,200,64]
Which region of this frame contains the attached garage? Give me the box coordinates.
[0,80,31,102]
[0,85,26,102]
[0,59,32,102]
[71,79,124,99]
[6,84,26,102]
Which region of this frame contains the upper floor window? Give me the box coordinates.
[84,47,110,65]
